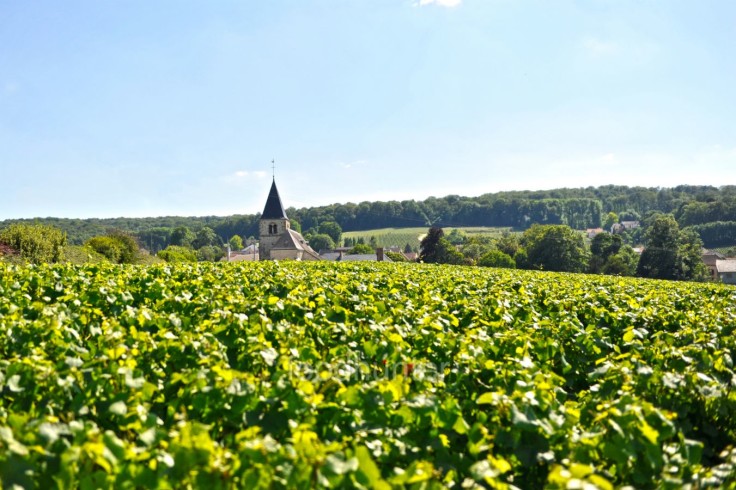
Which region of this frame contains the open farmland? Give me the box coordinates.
[343,227,514,249]
[1,261,735,488]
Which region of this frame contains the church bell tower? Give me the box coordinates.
[259,178,290,260]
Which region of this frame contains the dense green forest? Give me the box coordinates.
[2,185,735,250]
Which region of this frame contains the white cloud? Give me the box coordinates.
[4,82,19,94]
[227,170,269,185]
[415,0,462,7]
[337,159,367,169]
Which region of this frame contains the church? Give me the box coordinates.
[258,179,321,261]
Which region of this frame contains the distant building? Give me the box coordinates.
[258,179,321,261]
[222,243,259,262]
[702,249,725,281]
[611,221,640,234]
[586,228,604,239]
[702,249,736,284]
[717,259,736,285]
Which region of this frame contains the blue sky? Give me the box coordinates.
[1,0,735,219]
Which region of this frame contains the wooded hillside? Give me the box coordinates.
[2,185,735,249]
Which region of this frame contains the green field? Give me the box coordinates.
[343,226,514,249]
[1,261,735,488]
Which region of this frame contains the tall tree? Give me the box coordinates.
[636,214,707,281]
[604,212,619,230]
[520,225,589,273]
[228,235,244,251]
[419,227,464,265]
[308,234,335,252]
[192,227,221,249]
[589,232,623,273]
[318,221,342,245]
[419,227,444,263]
[170,226,195,248]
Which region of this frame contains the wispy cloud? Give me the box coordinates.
[337,159,367,169]
[4,82,19,94]
[415,0,462,8]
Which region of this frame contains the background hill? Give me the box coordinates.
[2,185,735,251]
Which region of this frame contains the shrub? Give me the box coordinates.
[0,223,67,263]
[61,245,108,264]
[158,245,198,263]
[478,249,516,268]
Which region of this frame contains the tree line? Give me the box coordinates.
[418,213,710,282]
[1,185,735,250]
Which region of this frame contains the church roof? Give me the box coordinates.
[261,179,288,219]
[273,229,306,251]
[272,229,322,260]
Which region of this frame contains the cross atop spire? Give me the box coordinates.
[271,159,275,178]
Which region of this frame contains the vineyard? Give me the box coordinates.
[342,227,513,250]
[1,261,735,488]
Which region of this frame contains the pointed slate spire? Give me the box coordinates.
[261,178,288,219]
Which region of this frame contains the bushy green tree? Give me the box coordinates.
[348,243,374,254]
[445,228,467,245]
[589,232,638,276]
[461,242,493,263]
[636,214,708,281]
[520,224,589,272]
[419,227,464,265]
[318,221,342,245]
[107,230,139,263]
[197,245,225,262]
[385,251,407,262]
[602,246,639,276]
[308,234,335,252]
[0,223,67,264]
[496,233,522,258]
[85,230,139,264]
[170,226,195,248]
[85,236,125,263]
[228,235,244,251]
[478,250,515,269]
[603,212,619,230]
[192,227,221,249]
[158,245,197,263]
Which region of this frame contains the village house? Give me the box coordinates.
[702,249,724,280]
[717,259,736,285]
[702,249,736,284]
[222,243,259,262]
[611,221,640,234]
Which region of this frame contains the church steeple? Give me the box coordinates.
[261,178,288,219]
